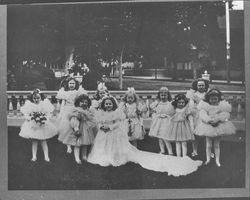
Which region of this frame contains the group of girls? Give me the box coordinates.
[148,79,236,167]
[18,76,236,177]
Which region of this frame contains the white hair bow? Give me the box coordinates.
[98,82,107,91]
[31,88,41,94]
[127,87,135,93]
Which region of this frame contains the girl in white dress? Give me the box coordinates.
[186,78,210,157]
[167,94,195,157]
[19,89,57,162]
[56,77,86,153]
[88,96,203,176]
[148,87,175,155]
[62,94,98,164]
[194,89,236,167]
[119,87,146,148]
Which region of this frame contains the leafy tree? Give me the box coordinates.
[8,1,231,85]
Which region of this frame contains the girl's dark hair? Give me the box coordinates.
[29,88,45,102]
[74,94,91,108]
[171,94,189,108]
[100,96,118,111]
[157,89,172,101]
[204,88,222,103]
[191,78,209,92]
[60,77,79,91]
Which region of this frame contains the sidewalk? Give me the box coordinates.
[123,76,244,85]
[111,76,245,91]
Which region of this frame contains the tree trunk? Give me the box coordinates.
[119,45,125,90]
[65,46,75,71]
[64,8,75,73]
[192,62,198,80]
[172,61,177,81]
[164,56,167,68]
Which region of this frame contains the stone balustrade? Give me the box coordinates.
[7,90,245,131]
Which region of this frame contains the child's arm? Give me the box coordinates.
[56,87,66,99]
[43,99,55,112]
[211,101,231,123]
[187,115,194,131]
[55,88,66,110]
[214,112,230,122]
[149,101,158,110]
[70,116,80,132]
[199,109,212,123]
[186,90,195,106]
[137,102,148,113]
[20,100,33,120]
[60,99,66,110]
[149,101,158,117]
[23,113,32,121]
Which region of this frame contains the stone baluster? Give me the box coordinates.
[237,96,243,120]
[139,96,148,118]
[144,99,150,118]
[8,96,14,116]
[226,95,234,119]
[15,97,21,116]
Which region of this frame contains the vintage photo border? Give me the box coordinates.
[0,0,249,199]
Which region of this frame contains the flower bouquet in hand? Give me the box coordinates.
[74,129,82,145]
[100,125,110,133]
[30,112,47,126]
[208,118,220,127]
[128,118,132,137]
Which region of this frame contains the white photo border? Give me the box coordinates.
[0,0,249,199]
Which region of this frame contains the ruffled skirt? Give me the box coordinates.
[194,121,236,137]
[166,121,195,142]
[62,121,98,146]
[19,120,57,140]
[148,117,171,139]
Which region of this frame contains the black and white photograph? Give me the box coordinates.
[1,0,249,199]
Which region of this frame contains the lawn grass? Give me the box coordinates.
[8,127,245,190]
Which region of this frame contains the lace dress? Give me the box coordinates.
[87,109,202,176]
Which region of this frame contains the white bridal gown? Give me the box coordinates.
[88,109,202,177]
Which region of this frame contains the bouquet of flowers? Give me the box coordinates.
[30,112,47,126]
[128,118,132,137]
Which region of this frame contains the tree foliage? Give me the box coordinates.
[8,2,229,72]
